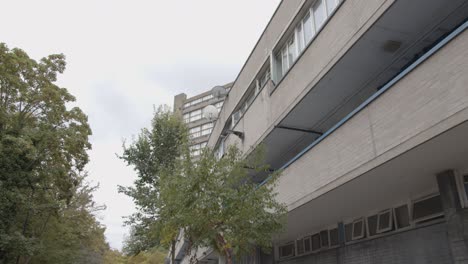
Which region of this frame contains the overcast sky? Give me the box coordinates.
[1,0,280,250]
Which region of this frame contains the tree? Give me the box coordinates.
[120,105,286,264]
[119,106,189,261]
[0,43,110,263]
[170,145,286,264]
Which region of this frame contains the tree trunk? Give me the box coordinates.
[216,234,232,264]
[171,239,176,264]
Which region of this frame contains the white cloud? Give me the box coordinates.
[1,0,280,250]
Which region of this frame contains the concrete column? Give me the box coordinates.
[436,170,468,263]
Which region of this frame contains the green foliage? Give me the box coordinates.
[0,43,110,263]
[121,105,286,264]
[119,106,189,256]
[170,146,286,262]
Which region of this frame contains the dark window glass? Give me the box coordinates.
[463,175,468,198]
[352,220,364,239]
[279,243,295,258]
[345,223,353,242]
[311,233,321,251]
[320,230,329,248]
[378,211,392,232]
[296,238,304,255]
[304,237,311,252]
[413,195,443,222]
[395,205,410,228]
[329,228,339,246]
[367,215,378,236]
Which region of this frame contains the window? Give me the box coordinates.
[190,142,207,157]
[463,174,468,198]
[344,223,353,242]
[394,204,411,229]
[311,233,321,251]
[259,68,271,88]
[320,230,329,248]
[275,0,340,81]
[303,12,314,45]
[326,0,339,15]
[329,227,339,247]
[351,218,365,240]
[189,126,201,138]
[296,238,304,255]
[231,110,242,128]
[313,0,326,31]
[201,122,213,136]
[412,194,444,223]
[184,109,203,123]
[183,93,214,108]
[279,243,295,259]
[377,209,393,233]
[215,101,224,111]
[215,138,225,160]
[367,214,378,237]
[304,236,311,252]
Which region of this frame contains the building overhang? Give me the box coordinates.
[256,0,468,180]
[275,120,468,243]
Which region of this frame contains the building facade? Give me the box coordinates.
[173,83,232,158]
[174,0,468,263]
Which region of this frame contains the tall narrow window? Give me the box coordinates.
[313,0,326,31]
[303,11,314,44]
[297,23,304,52]
[326,0,339,15]
[281,47,289,76]
[288,38,296,66]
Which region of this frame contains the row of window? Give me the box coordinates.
[183,109,202,123]
[279,193,444,259]
[190,142,207,157]
[225,0,340,131]
[229,68,271,129]
[189,122,214,139]
[184,94,214,108]
[183,102,224,124]
[276,0,341,80]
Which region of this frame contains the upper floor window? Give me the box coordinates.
[215,101,224,111]
[190,141,207,157]
[183,93,214,108]
[189,122,214,139]
[276,0,341,80]
[183,109,202,123]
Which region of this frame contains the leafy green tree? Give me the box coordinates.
[169,146,286,264]
[0,43,110,263]
[121,105,286,264]
[119,106,189,261]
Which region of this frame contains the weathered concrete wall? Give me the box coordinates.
[278,223,452,264]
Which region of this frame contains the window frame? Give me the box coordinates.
[272,0,342,84]
[411,193,444,223]
[278,242,295,259]
[393,203,412,230]
[351,218,365,240]
[455,171,468,208]
[376,209,393,234]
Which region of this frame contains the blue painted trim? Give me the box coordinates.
[259,20,468,187]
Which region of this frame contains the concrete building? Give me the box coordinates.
[174,0,468,263]
[173,83,232,158]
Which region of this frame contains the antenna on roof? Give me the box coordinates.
[212,85,228,99]
[202,105,219,121]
